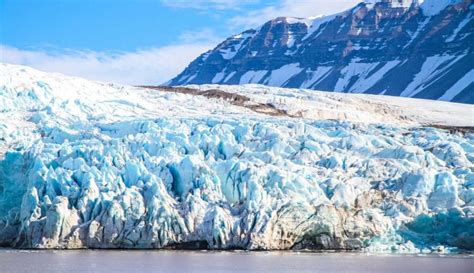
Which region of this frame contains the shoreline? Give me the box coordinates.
[1,247,473,257]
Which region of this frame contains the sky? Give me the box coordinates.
[0,0,362,85]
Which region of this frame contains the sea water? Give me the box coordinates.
[0,250,472,273]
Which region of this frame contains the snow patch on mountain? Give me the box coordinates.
[266,63,302,86]
[303,14,341,40]
[439,69,474,101]
[400,54,467,97]
[363,0,465,15]
[300,66,333,89]
[420,0,466,16]
[220,32,256,60]
[240,70,268,84]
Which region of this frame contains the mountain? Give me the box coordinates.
[1,63,473,251]
[168,0,474,104]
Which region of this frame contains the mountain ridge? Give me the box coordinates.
[168,0,474,103]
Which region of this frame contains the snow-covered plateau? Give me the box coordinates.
[0,63,473,252]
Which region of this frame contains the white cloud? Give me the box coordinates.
[0,25,223,86]
[0,1,363,85]
[229,0,361,29]
[160,0,258,10]
[0,43,214,85]
[178,28,222,44]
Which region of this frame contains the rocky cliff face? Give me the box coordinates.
[168,0,474,103]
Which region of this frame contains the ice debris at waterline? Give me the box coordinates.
[0,64,473,252]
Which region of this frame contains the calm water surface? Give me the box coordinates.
[0,249,472,273]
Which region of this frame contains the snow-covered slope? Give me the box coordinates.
[189,84,474,127]
[169,0,474,104]
[1,64,473,252]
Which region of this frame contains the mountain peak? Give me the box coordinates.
[361,0,468,15]
[363,0,420,7]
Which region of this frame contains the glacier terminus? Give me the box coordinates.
[0,63,473,252]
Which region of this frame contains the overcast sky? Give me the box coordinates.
[0,0,362,85]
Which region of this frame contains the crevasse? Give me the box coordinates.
[0,64,473,252]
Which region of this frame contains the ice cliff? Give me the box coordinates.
[0,64,473,252]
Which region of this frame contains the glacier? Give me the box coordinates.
[0,63,473,252]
